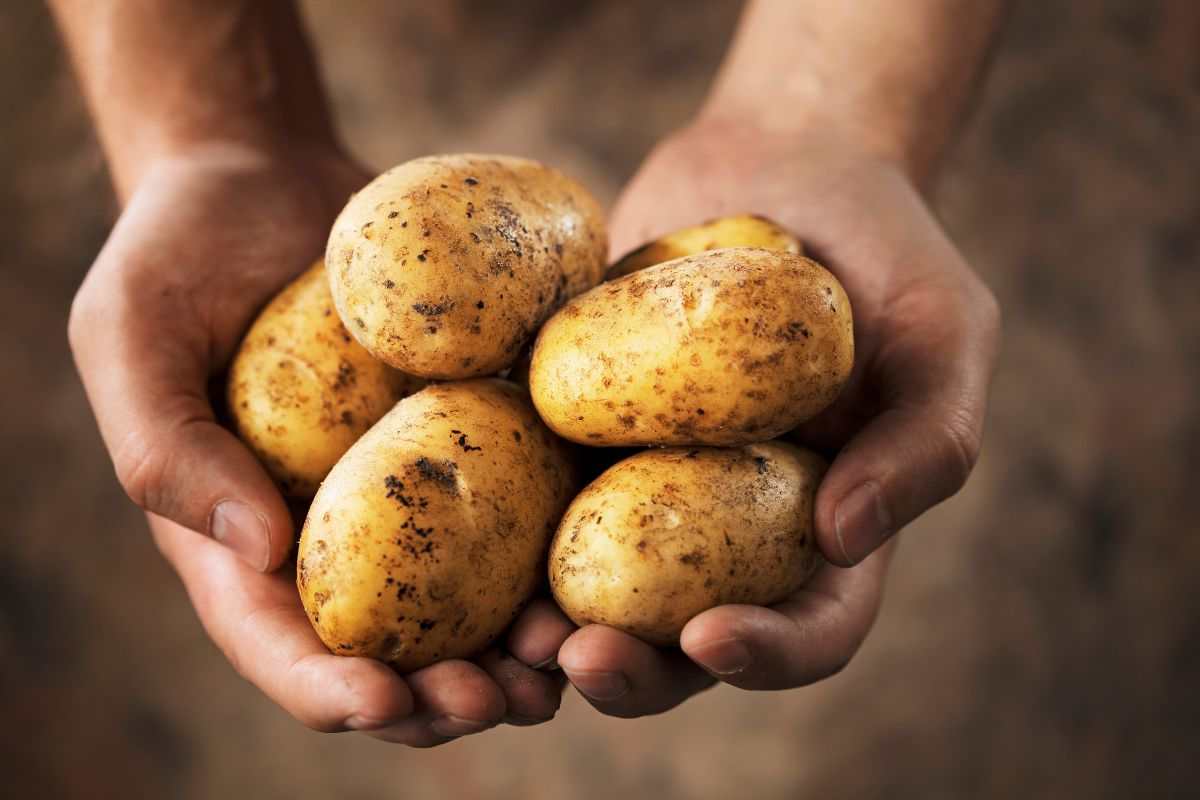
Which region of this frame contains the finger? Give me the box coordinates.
[506,597,576,670]
[149,514,413,732]
[70,225,294,572]
[364,660,507,747]
[558,625,715,718]
[809,289,1000,565]
[476,648,567,726]
[681,545,893,690]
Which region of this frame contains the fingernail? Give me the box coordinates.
[430,715,494,738]
[210,500,271,572]
[690,638,752,676]
[834,481,891,565]
[344,715,391,731]
[563,669,629,701]
[530,655,559,671]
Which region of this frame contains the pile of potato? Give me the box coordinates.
[228,154,853,671]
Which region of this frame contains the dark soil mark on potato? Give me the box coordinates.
[412,300,454,316]
[449,429,483,452]
[414,457,460,493]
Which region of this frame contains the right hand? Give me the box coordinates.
[71,141,570,745]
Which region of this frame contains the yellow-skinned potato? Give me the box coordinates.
[326,154,607,379]
[297,379,578,672]
[227,261,423,497]
[530,247,854,447]
[607,213,802,280]
[549,442,825,645]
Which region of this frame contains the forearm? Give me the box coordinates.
[702,0,1009,182]
[48,0,337,200]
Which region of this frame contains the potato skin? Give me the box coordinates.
[530,247,854,446]
[326,154,607,379]
[227,261,423,497]
[297,379,578,672]
[549,442,825,645]
[607,213,803,280]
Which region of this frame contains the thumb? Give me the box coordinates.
[70,279,293,572]
[806,291,999,566]
[814,403,981,566]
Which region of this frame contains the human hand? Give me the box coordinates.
[70,142,570,744]
[555,118,1000,715]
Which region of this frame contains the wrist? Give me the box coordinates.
[117,133,365,208]
[111,122,345,201]
[682,109,925,187]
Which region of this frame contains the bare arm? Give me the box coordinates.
[704,0,1008,182]
[48,0,338,200]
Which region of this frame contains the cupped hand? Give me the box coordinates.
[71,142,570,744]
[556,118,1001,715]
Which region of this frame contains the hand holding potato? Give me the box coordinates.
[69,144,573,747]
[553,118,1000,717]
[57,0,1005,749]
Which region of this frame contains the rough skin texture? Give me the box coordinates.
[549,442,826,645]
[606,213,803,280]
[530,247,854,447]
[326,154,607,379]
[296,379,579,672]
[227,261,424,497]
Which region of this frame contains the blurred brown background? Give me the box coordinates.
[3,1,1198,798]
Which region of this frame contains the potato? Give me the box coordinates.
[607,213,803,280]
[296,379,578,672]
[530,247,853,447]
[227,261,423,497]
[549,442,825,644]
[326,154,607,379]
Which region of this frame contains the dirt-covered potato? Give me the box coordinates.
[227,261,423,497]
[607,213,803,280]
[549,442,825,645]
[297,379,578,672]
[326,154,607,379]
[530,247,854,447]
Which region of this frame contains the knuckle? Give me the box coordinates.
[936,410,982,494]
[111,430,172,514]
[67,253,126,357]
[981,286,1002,331]
[66,286,100,359]
[973,282,1003,339]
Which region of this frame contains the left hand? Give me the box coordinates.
[552,117,1000,715]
